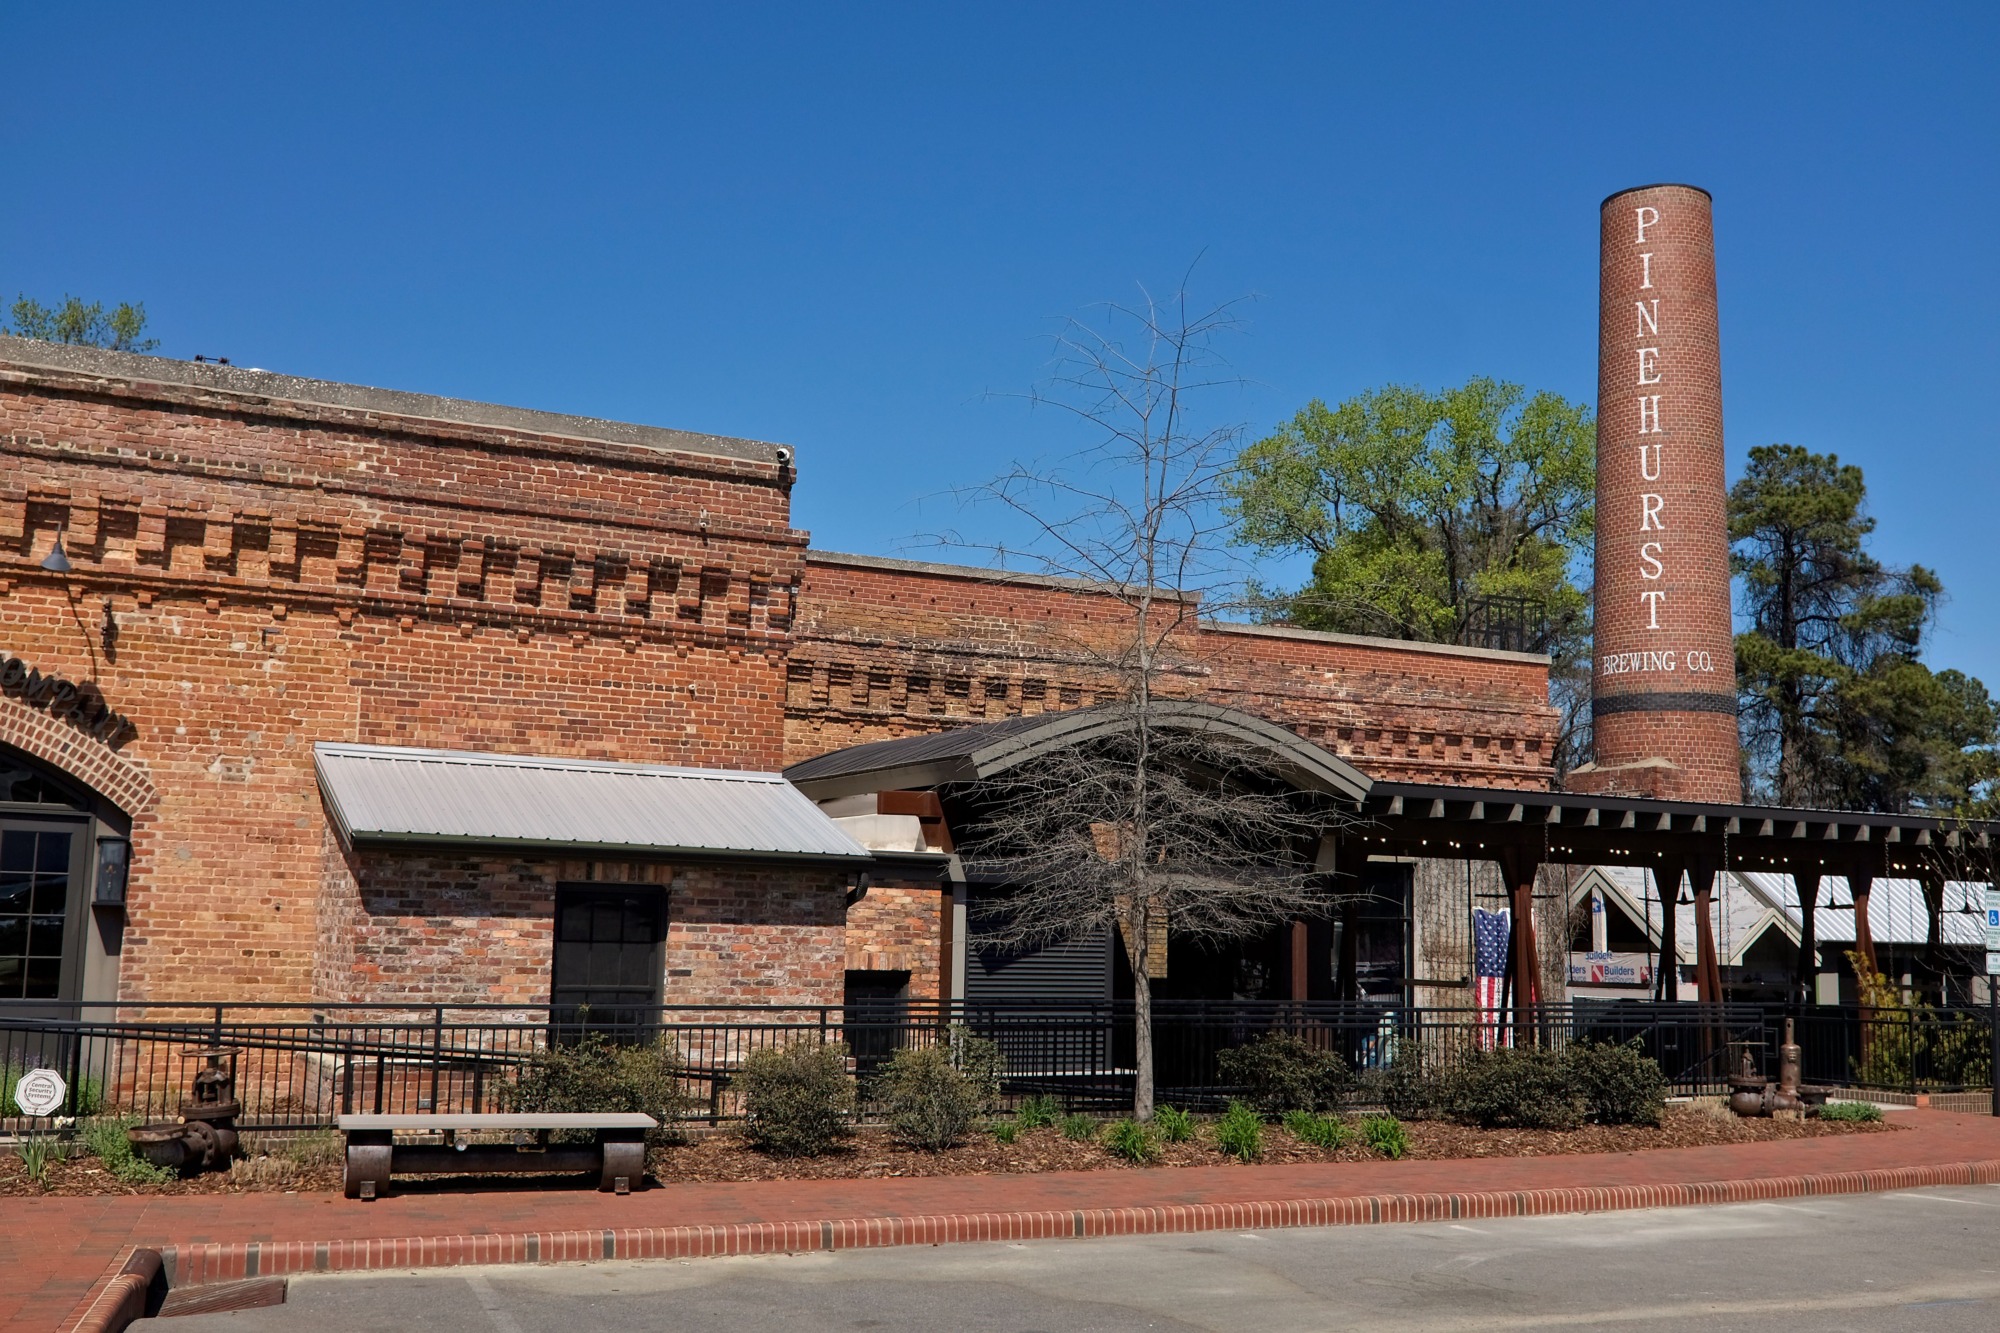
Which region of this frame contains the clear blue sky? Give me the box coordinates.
[5,5,1994,674]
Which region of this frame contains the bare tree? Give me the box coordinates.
[935,282,1339,1119]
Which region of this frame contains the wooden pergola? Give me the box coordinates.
[1344,781,2000,1029]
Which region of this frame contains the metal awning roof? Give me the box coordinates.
[783,702,1374,802]
[314,743,871,863]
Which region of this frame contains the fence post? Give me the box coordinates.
[430,1005,444,1113]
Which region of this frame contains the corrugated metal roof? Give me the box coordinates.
[1573,866,1990,961]
[1737,872,1989,949]
[314,743,870,862]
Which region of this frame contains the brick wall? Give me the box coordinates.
[316,850,847,1008]
[787,553,1558,789]
[0,347,811,1004]
[844,878,947,999]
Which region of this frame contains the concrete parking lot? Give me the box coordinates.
[145,1183,2000,1332]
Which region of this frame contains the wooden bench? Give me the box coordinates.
[337,1112,657,1199]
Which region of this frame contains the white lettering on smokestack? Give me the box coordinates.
[1638,395,1663,434]
[1636,205,1668,629]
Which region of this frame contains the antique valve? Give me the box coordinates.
[128,1049,241,1172]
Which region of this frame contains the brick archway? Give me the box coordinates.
[0,697,157,817]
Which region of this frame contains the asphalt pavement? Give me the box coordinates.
[142,1182,2000,1332]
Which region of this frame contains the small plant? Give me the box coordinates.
[15,1133,65,1187]
[1060,1113,1098,1142]
[1016,1094,1060,1130]
[1819,1100,1885,1123]
[875,1030,1003,1151]
[1215,1101,1264,1162]
[1360,1114,1408,1160]
[80,1115,175,1185]
[736,1039,857,1157]
[277,1129,345,1169]
[989,1119,1020,1144]
[1445,1047,1583,1130]
[227,1154,300,1190]
[1153,1105,1197,1144]
[1282,1110,1352,1150]
[1103,1118,1161,1164]
[1564,1039,1666,1126]
[1217,1033,1349,1115]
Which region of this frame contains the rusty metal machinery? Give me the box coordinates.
[1728,1020,1816,1117]
[128,1049,241,1172]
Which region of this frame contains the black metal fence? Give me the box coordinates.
[1,998,1990,1132]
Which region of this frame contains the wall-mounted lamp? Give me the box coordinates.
[94,837,131,906]
[41,534,72,574]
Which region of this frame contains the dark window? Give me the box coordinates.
[0,828,73,999]
[0,758,88,807]
[843,969,911,1071]
[550,885,666,1029]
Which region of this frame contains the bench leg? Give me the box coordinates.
[344,1141,393,1200]
[599,1138,645,1194]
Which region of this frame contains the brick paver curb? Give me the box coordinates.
[63,1249,159,1333]
[138,1156,2000,1287]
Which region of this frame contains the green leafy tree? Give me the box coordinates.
[1730,444,1998,811]
[4,294,158,351]
[1226,377,1596,768]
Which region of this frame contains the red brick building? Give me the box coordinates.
[0,336,1556,1015]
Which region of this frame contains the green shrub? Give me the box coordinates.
[1820,1100,1885,1123]
[1360,1114,1408,1159]
[1282,1110,1352,1150]
[1215,1101,1264,1162]
[81,1115,175,1184]
[1445,1046,1582,1130]
[1367,1051,1445,1121]
[1016,1094,1060,1130]
[1103,1118,1160,1164]
[1060,1113,1098,1142]
[989,1119,1019,1144]
[1153,1105,1197,1144]
[1847,952,1991,1091]
[505,1033,695,1145]
[1564,1039,1666,1126]
[875,1030,1002,1151]
[1217,1034,1349,1115]
[737,1039,856,1157]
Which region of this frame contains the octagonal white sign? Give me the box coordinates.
[12,1067,67,1117]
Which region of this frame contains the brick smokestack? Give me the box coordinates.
[1573,184,1741,803]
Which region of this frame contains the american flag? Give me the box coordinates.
[1473,906,1511,1049]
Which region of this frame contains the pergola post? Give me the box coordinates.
[1916,869,1947,984]
[1850,871,1879,979]
[1496,847,1542,1039]
[1689,861,1724,1006]
[1654,859,1686,1003]
[1793,870,1822,1006]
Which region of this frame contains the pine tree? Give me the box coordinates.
[1730,444,1997,811]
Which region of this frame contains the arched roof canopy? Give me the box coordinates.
[784,701,1373,804]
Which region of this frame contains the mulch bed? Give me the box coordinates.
[0,1104,1894,1197]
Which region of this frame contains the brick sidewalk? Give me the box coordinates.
[14,1109,2000,1333]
